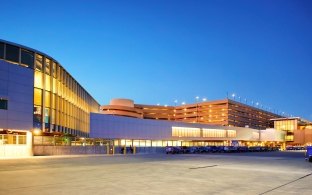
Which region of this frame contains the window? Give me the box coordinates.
[202,129,226,138]
[5,44,19,63]
[172,127,200,137]
[0,42,4,59]
[45,91,51,108]
[21,49,34,68]
[0,99,8,110]
[33,105,42,123]
[44,108,50,123]
[35,54,43,71]
[52,62,57,78]
[227,130,237,138]
[34,71,43,89]
[45,58,51,75]
[34,88,42,106]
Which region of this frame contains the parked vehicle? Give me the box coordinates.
[166,146,181,154]
[237,146,248,152]
[305,146,312,162]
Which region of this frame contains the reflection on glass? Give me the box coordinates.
[45,58,51,75]
[35,54,43,71]
[44,108,50,123]
[33,106,42,123]
[0,42,4,59]
[5,44,19,63]
[21,49,34,68]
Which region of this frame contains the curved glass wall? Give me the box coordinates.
[0,40,100,137]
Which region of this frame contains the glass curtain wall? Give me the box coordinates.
[33,53,99,136]
[0,41,100,137]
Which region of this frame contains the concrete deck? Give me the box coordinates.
[0,151,311,194]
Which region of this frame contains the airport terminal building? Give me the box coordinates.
[0,39,310,157]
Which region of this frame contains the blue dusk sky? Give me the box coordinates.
[0,0,311,120]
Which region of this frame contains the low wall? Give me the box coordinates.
[0,145,33,158]
[33,146,108,156]
[114,146,165,154]
[34,146,166,156]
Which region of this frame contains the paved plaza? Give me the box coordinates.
[0,151,311,195]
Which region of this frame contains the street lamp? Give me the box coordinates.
[174,100,178,106]
[202,98,207,102]
[232,93,236,100]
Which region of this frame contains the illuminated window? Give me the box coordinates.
[45,58,51,75]
[34,88,42,106]
[34,71,43,89]
[45,75,51,91]
[52,62,57,78]
[227,130,236,138]
[35,54,43,71]
[172,127,200,137]
[286,135,294,141]
[45,91,51,108]
[202,129,226,138]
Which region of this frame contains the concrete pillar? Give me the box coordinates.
[27,131,33,156]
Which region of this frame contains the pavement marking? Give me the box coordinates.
[189,165,218,169]
[259,172,312,195]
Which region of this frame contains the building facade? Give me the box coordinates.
[101,99,281,129]
[0,39,99,138]
[272,117,312,146]
[90,114,285,147]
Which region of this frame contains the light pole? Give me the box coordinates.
[232,93,236,100]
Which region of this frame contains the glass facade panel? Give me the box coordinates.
[33,105,42,123]
[274,120,297,131]
[0,40,100,136]
[0,42,4,59]
[45,75,51,91]
[34,88,42,106]
[52,62,57,78]
[227,130,237,138]
[45,58,51,75]
[0,99,8,110]
[44,108,50,123]
[35,54,43,71]
[21,49,34,68]
[172,127,201,137]
[45,91,51,108]
[202,129,226,138]
[34,71,43,89]
[5,44,19,63]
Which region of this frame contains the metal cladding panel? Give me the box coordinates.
[90,113,283,142]
[90,114,173,139]
[0,60,34,130]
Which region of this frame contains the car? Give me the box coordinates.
[237,146,248,152]
[166,146,181,154]
[305,146,312,162]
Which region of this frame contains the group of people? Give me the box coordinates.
[120,146,134,154]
